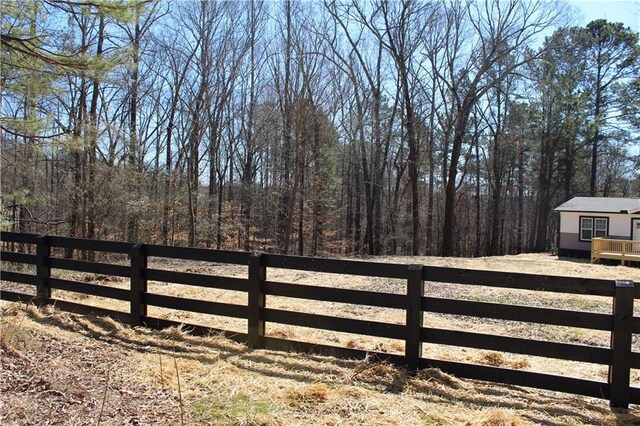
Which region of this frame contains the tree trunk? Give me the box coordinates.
[127,10,141,242]
[86,13,105,259]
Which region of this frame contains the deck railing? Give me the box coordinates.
[592,238,640,266]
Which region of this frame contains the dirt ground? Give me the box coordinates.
[2,252,640,425]
[379,252,640,280]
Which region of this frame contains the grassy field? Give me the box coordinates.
[2,253,640,425]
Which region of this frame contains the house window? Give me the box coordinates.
[581,218,593,240]
[594,218,607,238]
[580,217,608,241]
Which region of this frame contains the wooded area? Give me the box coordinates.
[2,0,639,257]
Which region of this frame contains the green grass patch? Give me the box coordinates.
[193,392,277,425]
[464,294,512,304]
[563,298,606,312]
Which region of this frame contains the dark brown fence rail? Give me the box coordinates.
[1,231,639,408]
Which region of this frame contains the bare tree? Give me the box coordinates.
[437,0,559,256]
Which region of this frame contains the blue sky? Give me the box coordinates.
[568,0,639,31]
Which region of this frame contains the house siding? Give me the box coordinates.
[558,212,640,253]
[559,232,591,251]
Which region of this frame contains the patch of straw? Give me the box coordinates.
[415,368,469,390]
[510,358,530,369]
[465,408,531,426]
[286,383,329,407]
[478,351,508,367]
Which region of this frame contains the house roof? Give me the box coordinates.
[554,197,640,214]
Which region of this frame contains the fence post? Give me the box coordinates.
[248,253,266,349]
[609,279,635,408]
[35,235,51,306]
[406,264,424,371]
[130,243,147,327]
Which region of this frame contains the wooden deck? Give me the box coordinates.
[591,238,640,266]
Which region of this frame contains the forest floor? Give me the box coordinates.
[2,253,640,425]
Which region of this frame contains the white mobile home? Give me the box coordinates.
[554,197,640,258]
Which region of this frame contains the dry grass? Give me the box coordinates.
[2,253,640,424]
[286,383,329,407]
[0,304,179,425]
[3,301,640,425]
[465,409,531,426]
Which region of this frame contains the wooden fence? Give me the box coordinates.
[1,231,639,408]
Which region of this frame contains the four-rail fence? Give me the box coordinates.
[1,231,639,408]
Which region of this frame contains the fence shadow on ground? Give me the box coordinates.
[9,304,640,426]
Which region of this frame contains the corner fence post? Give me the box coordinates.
[248,253,266,349]
[406,264,424,371]
[609,279,634,408]
[35,235,51,306]
[130,243,147,327]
